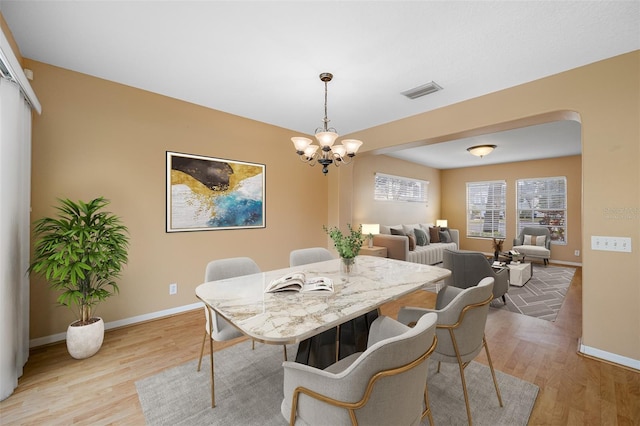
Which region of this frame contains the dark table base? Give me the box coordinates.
[294,309,379,369]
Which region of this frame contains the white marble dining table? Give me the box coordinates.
[195,255,451,345]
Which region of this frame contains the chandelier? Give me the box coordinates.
[291,73,363,175]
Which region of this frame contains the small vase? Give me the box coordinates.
[340,257,356,281]
[494,250,500,261]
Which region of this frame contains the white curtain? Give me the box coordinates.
[0,76,32,401]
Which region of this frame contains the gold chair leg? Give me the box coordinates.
[252,339,255,350]
[422,382,434,425]
[449,328,473,425]
[483,336,503,407]
[197,331,207,372]
[209,334,215,408]
[283,345,288,361]
[457,359,473,426]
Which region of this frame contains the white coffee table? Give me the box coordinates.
[507,262,532,287]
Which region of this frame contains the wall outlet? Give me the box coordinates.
[169,283,177,295]
[574,250,580,256]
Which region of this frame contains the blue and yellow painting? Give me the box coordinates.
[167,152,265,232]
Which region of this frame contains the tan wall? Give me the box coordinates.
[441,155,582,264]
[27,60,330,339]
[23,41,640,363]
[352,154,441,226]
[347,51,640,362]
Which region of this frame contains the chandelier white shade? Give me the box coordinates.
[467,144,496,158]
[292,73,363,175]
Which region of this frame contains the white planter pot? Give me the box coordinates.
[66,317,104,359]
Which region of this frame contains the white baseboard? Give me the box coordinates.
[29,302,203,348]
[552,260,582,267]
[578,338,640,371]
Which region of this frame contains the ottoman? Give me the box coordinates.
[507,262,532,287]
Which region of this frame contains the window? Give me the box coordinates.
[466,180,506,239]
[374,173,428,203]
[517,177,567,244]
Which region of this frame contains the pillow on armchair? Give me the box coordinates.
[524,234,546,246]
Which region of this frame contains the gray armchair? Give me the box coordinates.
[442,249,509,304]
[281,313,438,426]
[398,278,503,426]
[513,226,551,265]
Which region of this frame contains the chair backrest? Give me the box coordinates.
[443,249,492,288]
[516,226,551,248]
[204,256,260,282]
[293,313,437,426]
[203,257,260,339]
[289,247,334,267]
[433,277,494,363]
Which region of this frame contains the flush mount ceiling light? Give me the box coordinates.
[467,144,497,158]
[291,73,363,175]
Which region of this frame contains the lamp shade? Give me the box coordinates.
[361,224,380,236]
[436,219,448,228]
[292,137,312,153]
[331,144,346,158]
[342,139,363,155]
[315,131,339,147]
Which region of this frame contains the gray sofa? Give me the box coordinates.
[372,223,459,265]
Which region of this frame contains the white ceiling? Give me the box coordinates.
[1,1,637,168]
[386,119,583,169]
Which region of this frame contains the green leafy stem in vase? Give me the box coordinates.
[324,224,364,260]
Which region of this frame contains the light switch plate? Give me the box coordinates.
[591,236,632,252]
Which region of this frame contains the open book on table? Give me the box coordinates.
[265,272,334,293]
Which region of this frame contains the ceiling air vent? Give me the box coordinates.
[401,81,443,99]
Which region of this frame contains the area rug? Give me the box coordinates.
[136,340,538,426]
[491,263,576,321]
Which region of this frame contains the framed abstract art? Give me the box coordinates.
[166,151,265,232]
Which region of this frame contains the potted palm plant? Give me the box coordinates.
[29,197,129,359]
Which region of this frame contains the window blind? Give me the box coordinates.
[374,173,428,203]
[517,177,567,244]
[466,180,506,238]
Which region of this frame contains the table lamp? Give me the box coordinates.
[361,224,380,248]
[436,219,448,228]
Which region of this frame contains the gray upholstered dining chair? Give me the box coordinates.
[197,256,286,407]
[512,226,551,265]
[442,249,509,304]
[290,247,334,267]
[281,312,438,426]
[398,277,503,426]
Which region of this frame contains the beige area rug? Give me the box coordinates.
[136,340,538,425]
[490,264,576,321]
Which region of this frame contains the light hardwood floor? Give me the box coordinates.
[1,266,639,425]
